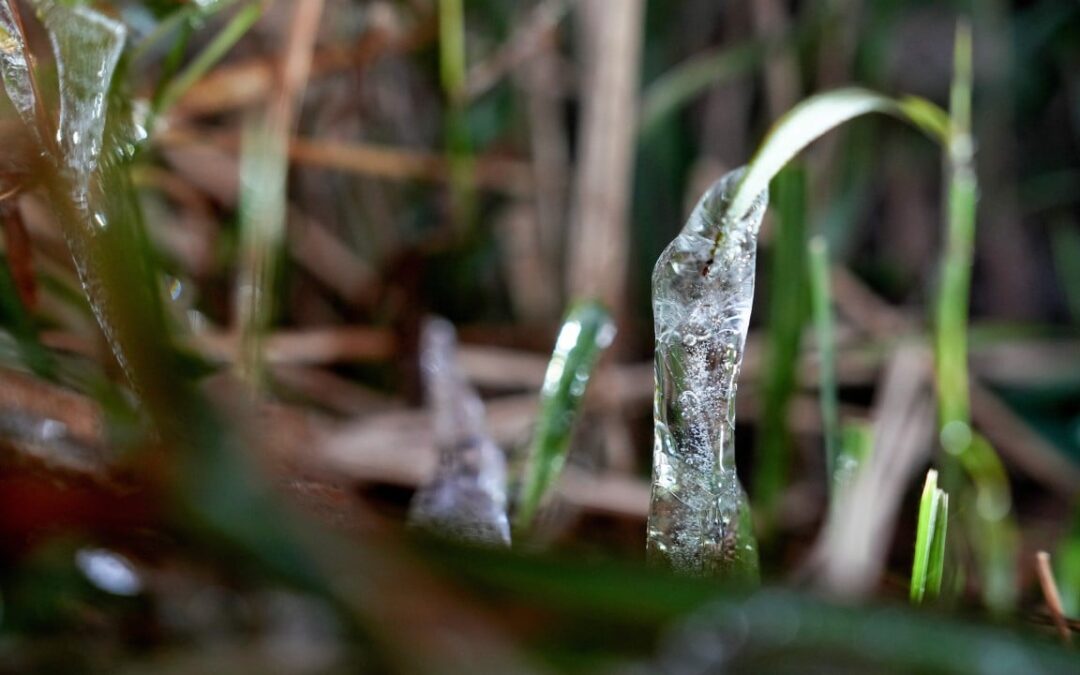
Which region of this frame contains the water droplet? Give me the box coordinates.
[75,548,142,596]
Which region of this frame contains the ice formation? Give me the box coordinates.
[34,0,126,211]
[515,300,615,528]
[646,167,767,579]
[0,2,39,140]
[407,317,511,546]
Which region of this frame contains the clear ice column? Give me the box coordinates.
[408,317,511,546]
[646,167,766,580]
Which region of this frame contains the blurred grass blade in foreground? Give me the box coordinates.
[19,0,336,601]
[515,300,615,531]
[911,469,949,604]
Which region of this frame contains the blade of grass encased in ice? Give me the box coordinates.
[515,300,616,531]
[753,165,809,521]
[725,88,949,223]
[911,469,944,604]
[809,235,840,492]
[31,2,336,602]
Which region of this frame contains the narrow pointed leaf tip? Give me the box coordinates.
[726,87,950,222]
[911,468,949,604]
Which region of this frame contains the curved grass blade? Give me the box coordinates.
[639,38,769,137]
[725,87,949,222]
[515,300,616,531]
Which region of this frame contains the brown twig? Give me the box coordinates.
[1036,550,1074,645]
[157,127,535,196]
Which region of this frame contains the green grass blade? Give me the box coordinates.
[808,235,840,492]
[934,20,976,440]
[931,21,1019,613]
[726,88,949,222]
[515,300,616,531]
[927,491,950,600]
[911,469,945,604]
[639,39,769,137]
[753,165,809,521]
[154,1,263,115]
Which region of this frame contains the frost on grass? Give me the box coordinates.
[646,167,766,580]
[407,317,511,547]
[13,1,133,377]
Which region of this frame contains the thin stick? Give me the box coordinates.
[566,0,645,311]
[464,0,573,100]
[1036,551,1073,645]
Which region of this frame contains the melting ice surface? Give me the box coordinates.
[407,318,511,546]
[0,2,39,139]
[646,167,766,579]
[33,0,126,211]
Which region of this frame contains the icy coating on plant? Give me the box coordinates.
[646,167,766,579]
[515,300,615,529]
[33,0,126,211]
[0,2,39,140]
[408,317,511,546]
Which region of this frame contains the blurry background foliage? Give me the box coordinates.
[0,0,1078,672]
